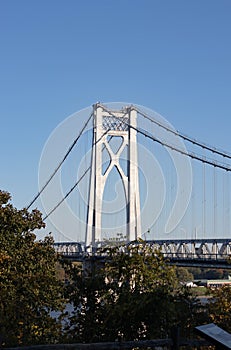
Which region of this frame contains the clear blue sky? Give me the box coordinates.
[1,0,231,213]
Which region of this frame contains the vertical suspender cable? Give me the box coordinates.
[213,166,217,237]
[191,160,195,240]
[203,161,206,238]
[222,164,225,237]
[227,170,230,236]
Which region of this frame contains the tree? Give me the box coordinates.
[101,242,178,340]
[65,241,203,342]
[0,191,65,347]
[102,242,206,340]
[63,259,107,343]
[208,285,231,333]
[176,267,194,283]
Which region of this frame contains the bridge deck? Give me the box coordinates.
[54,239,231,269]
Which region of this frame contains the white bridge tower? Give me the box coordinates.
[86,103,141,249]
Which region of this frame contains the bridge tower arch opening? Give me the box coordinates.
[86,103,141,249]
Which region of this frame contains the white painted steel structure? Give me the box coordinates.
[86,104,141,249]
[54,239,231,268]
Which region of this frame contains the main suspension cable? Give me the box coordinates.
[26,112,93,210]
[43,165,91,220]
[136,107,231,160]
[36,104,231,221]
[43,113,127,221]
[100,105,231,172]
[137,126,231,171]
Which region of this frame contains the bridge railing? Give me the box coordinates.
[54,239,231,258]
[53,239,231,268]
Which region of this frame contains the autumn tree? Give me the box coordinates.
[0,191,65,347]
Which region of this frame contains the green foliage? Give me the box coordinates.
[208,286,231,333]
[3,189,231,347]
[63,259,107,343]
[65,241,204,342]
[101,243,177,340]
[188,267,228,280]
[176,267,194,283]
[0,191,65,347]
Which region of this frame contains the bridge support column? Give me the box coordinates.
[85,103,141,250]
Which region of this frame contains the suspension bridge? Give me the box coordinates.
[28,102,231,268]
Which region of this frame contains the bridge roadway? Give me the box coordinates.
[54,239,231,269]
